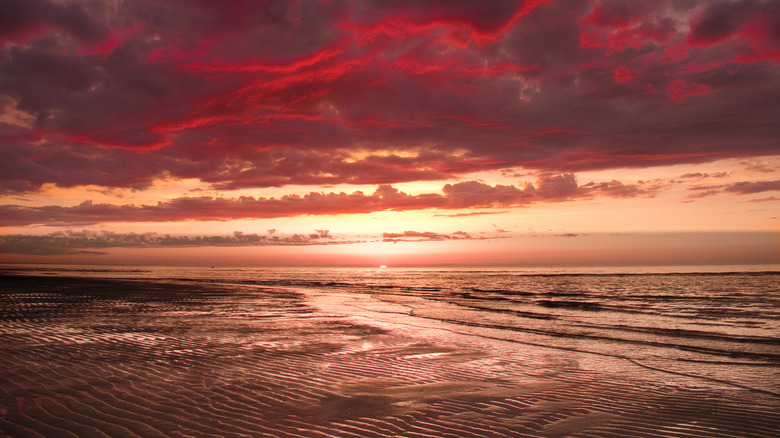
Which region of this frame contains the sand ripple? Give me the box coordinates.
[1,275,778,437]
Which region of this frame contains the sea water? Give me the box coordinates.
[3,263,778,396]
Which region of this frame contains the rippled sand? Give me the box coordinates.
[1,275,778,437]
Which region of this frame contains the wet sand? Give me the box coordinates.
[1,275,778,437]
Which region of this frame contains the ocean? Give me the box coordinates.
[1,264,779,437]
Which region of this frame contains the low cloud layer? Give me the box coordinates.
[0,228,497,255]
[0,175,670,226]
[0,229,354,255]
[382,230,474,243]
[687,179,780,198]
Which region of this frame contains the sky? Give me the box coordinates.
[0,0,779,267]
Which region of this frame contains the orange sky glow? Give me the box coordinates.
[1,1,778,267]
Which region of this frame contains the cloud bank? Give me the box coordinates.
[0,174,671,225]
[0,229,354,255]
[1,0,779,194]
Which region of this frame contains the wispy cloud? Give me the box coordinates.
[686,179,780,198]
[382,230,475,243]
[0,228,502,255]
[433,211,510,218]
[724,180,780,195]
[745,196,778,203]
[0,230,358,255]
[678,172,730,180]
[554,233,580,238]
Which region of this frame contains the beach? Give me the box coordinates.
[1,271,778,437]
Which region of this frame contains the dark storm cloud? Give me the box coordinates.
[0,0,779,194]
[0,0,108,46]
[687,0,780,46]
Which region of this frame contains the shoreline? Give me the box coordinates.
[302,285,780,398]
[1,275,778,437]
[3,262,780,277]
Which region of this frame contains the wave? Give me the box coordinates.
[534,299,603,310]
[402,311,780,363]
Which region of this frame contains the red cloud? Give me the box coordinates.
[442,181,527,208]
[687,0,779,48]
[613,66,636,83]
[0,175,670,226]
[0,0,779,195]
[668,79,711,102]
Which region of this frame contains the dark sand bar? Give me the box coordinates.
[1,274,778,437]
